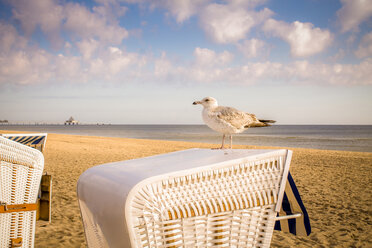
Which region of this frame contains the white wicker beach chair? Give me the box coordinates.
[0,136,44,248]
[1,133,51,222]
[77,148,294,248]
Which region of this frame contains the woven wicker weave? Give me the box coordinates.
[129,153,287,247]
[0,136,44,248]
[78,148,292,248]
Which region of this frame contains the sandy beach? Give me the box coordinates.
[1,130,371,247]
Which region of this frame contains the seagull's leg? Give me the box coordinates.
[212,134,227,149]
[220,134,225,149]
[212,134,225,149]
[229,135,232,149]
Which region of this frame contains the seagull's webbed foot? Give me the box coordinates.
[212,145,225,150]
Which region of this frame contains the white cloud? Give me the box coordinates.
[337,0,372,33]
[121,0,210,23]
[76,39,100,60]
[150,48,372,86]
[93,0,128,21]
[148,46,372,85]
[154,53,173,78]
[1,40,371,86]
[121,0,273,45]
[0,22,53,85]
[244,59,370,85]
[0,22,27,53]
[9,0,128,48]
[153,48,234,83]
[0,2,145,86]
[55,54,85,82]
[67,46,147,81]
[355,32,372,58]
[263,19,333,57]
[122,0,267,25]
[11,0,64,48]
[64,2,128,45]
[160,0,209,23]
[200,3,273,44]
[224,0,268,8]
[105,47,144,75]
[236,39,266,58]
[329,49,346,61]
[0,30,146,85]
[193,47,233,66]
[0,49,53,85]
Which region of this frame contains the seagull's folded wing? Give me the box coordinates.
[214,106,256,129]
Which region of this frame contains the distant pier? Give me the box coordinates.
[64,117,79,125]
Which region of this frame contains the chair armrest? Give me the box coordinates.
[275,213,302,221]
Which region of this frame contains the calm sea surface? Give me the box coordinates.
[1,124,372,152]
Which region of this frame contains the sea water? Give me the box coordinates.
[1,124,372,152]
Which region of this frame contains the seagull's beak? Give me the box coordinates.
[193,101,201,105]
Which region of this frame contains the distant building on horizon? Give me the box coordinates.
[64,116,79,125]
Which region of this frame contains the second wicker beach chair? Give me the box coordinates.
[0,136,44,248]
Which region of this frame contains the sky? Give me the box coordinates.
[0,0,371,125]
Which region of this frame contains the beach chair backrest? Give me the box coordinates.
[78,148,292,248]
[127,150,291,247]
[0,136,44,248]
[1,133,47,153]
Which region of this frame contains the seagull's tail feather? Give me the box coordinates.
[245,119,276,128]
[259,119,276,124]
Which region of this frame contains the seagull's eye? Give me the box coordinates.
[205,99,210,102]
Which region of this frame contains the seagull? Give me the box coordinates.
[193,97,275,149]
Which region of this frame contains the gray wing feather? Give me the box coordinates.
[213,106,258,129]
